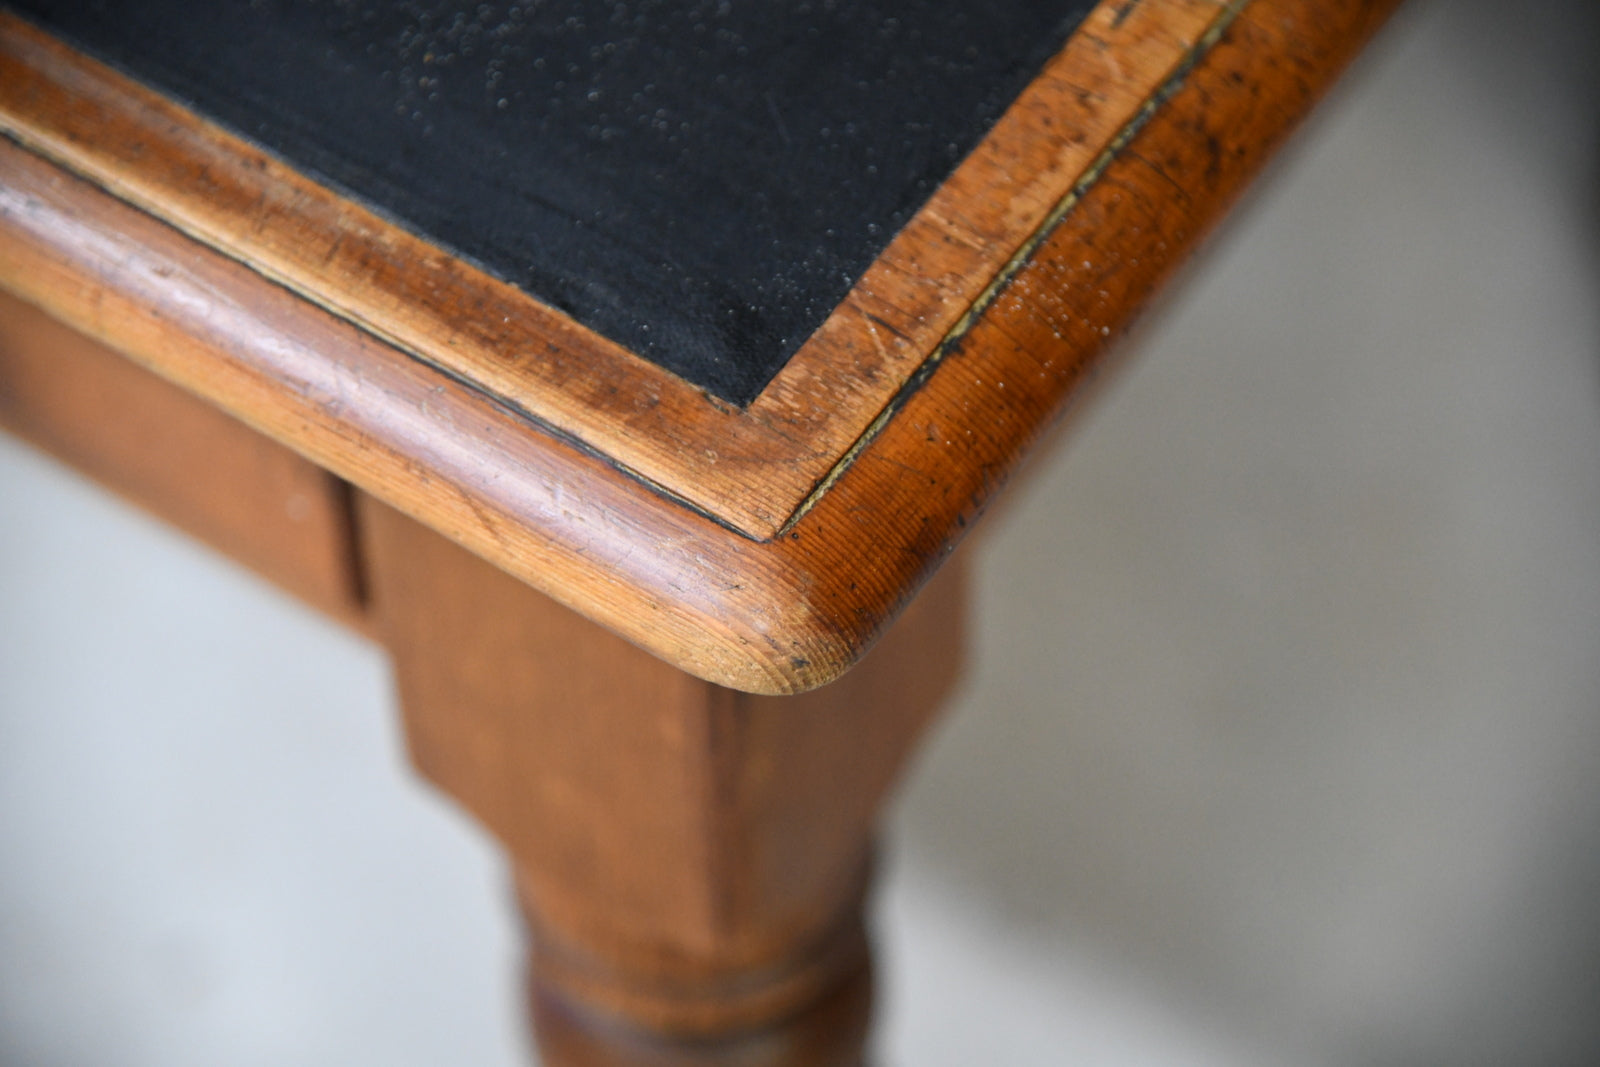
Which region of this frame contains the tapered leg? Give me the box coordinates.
[356,496,966,1064]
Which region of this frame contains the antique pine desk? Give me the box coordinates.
[0,0,1398,1061]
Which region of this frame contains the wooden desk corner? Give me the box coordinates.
[0,0,1402,1060]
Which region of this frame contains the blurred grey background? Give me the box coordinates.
[2,0,1598,1062]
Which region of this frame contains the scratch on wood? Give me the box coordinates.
[1123,148,1192,202]
[1111,1,1145,30]
[863,314,890,364]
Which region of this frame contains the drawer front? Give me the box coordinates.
[0,287,366,630]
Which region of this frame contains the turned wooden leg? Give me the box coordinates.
[356,496,965,1064]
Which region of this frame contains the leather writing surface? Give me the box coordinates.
[13,0,1092,404]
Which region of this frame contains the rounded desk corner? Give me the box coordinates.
[579,548,907,699]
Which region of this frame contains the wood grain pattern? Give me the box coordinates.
[0,0,1402,693]
[0,287,366,630]
[360,495,965,1062]
[0,0,1228,538]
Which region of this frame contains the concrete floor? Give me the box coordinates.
[2,0,1598,1063]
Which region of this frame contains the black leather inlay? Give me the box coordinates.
[13,0,1093,403]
